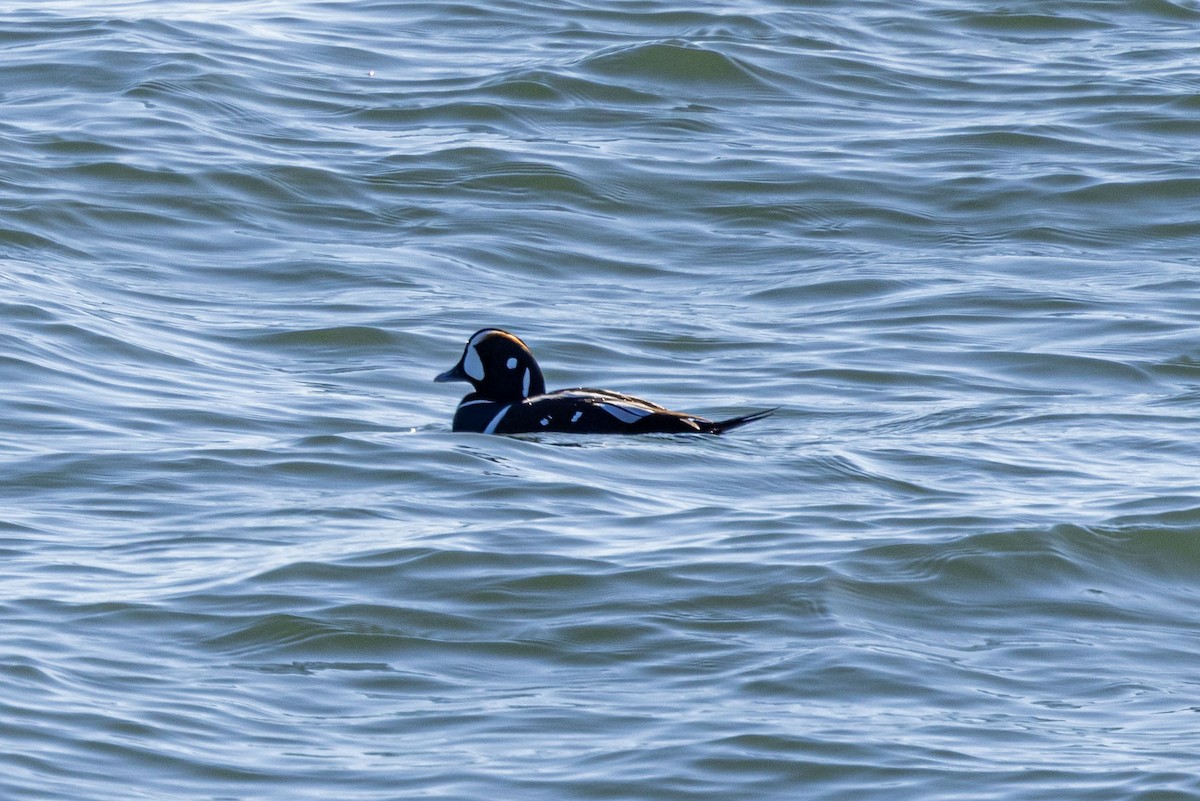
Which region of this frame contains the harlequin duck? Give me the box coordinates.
[434,328,775,434]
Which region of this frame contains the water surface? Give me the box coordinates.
[3,1,1200,799]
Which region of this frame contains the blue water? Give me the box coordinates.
[3,1,1200,798]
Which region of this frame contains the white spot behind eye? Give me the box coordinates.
[540,417,550,426]
[506,357,518,369]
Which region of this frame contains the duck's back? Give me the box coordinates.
[455,388,708,434]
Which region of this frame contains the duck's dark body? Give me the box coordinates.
[435,329,773,435]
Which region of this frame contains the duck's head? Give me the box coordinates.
[434,328,546,402]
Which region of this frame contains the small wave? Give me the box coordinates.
[948,9,1113,37]
[244,325,396,350]
[832,518,1200,640]
[578,41,783,95]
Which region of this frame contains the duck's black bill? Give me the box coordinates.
[434,364,470,383]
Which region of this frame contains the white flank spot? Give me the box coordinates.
[571,411,583,424]
[483,404,511,434]
[463,344,485,380]
[600,403,653,425]
[522,368,531,396]
[506,357,518,369]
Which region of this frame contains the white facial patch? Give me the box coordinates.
[462,343,485,381]
[506,357,518,369]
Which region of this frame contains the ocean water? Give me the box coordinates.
[3,0,1200,798]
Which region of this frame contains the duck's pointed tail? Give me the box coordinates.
[707,408,777,434]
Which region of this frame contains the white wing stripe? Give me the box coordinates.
[599,403,653,424]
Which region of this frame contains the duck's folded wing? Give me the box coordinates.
[545,388,671,412]
[531,389,703,432]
